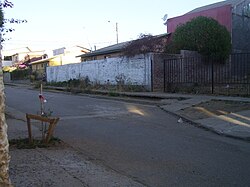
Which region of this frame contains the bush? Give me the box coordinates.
[169,16,232,60]
[46,77,91,90]
[11,69,30,80]
[123,33,167,57]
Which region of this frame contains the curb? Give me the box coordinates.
[158,105,250,142]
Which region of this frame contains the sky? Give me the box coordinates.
[2,0,223,52]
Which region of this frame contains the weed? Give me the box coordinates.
[45,76,148,94]
[108,91,120,97]
[9,137,61,149]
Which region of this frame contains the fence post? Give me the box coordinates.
[211,58,214,94]
[163,60,166,92]
[151,59,153,92]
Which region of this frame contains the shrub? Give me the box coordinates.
[11,69,30,80]
[169,16,232,60]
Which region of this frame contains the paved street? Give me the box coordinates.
[5,86,250,187]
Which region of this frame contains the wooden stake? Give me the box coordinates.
[26,114,59,144]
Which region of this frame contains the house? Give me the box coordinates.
[166,0,250,52]
[2,47,31,67]
[77,42,130,62]
[2,47,45,67]
[77,33,170,62]
[30,45,90,79]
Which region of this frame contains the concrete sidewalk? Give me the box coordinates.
[157,94,250,141]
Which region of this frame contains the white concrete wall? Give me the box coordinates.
[2,60,13,67]
[47,54,152,90]
[3,73,11,83]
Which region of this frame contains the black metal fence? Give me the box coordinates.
[164,53,250,96]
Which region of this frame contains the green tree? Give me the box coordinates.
[169,16,231,60]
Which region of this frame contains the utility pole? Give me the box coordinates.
[116,22,118,44]
[108,21,119,44]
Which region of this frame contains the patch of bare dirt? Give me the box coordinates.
[178,99,250,121]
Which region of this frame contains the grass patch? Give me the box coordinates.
[108,91,120,97]
[9,137,61,149]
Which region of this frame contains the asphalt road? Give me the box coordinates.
[5,86,250,187]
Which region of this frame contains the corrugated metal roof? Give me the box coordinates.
[77,33,170,58]
[187,0,244,14]
[77,41,130,58]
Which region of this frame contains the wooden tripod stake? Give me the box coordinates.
[26,83,59,144]
[26,114,59,144]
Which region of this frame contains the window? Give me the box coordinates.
[104,55,111,59]
[4,56,12,61]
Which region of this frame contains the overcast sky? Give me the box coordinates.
[2,0,222,51]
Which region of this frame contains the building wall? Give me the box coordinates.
[50,57,62,66]
[2,61,13,67]
[31,54,78,79]
[167,5,232,33]
[31,62,46,79]
[232,0,250,52]
[167,1,250,52]
[61,54,81,65]
[47,54,153,90]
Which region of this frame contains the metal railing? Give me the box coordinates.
[164,53,250,96]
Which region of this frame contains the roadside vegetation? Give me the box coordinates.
[9,137,61,149]
[40,76,148,95]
